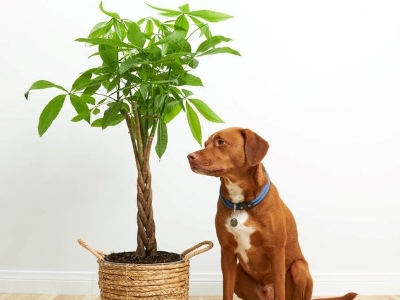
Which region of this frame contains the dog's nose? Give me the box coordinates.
[187,152,198,161]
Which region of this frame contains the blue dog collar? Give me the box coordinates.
[219,170,270,210]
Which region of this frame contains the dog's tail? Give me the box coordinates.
[314,292,358,300]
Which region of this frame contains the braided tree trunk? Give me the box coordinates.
[124,102,158,257]
[135,137,157,256]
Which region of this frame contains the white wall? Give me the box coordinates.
[1,0,399,296]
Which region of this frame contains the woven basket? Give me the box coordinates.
[78,239,213,300]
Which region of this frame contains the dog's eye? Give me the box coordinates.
[216,139,226,146]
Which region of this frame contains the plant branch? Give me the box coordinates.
[131,101,144,165]
[123,113,141,173]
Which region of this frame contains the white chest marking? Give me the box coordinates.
[224,181,255,264]
[226,181,244,203]
[226,210,255,264]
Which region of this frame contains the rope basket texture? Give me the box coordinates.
[78,239,213,300]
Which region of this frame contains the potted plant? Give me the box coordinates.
[24,1,239,299]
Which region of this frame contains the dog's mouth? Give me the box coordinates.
[190,165,225,176]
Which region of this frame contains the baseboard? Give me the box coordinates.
[311,273,400,296]
[0,271,399,296]
[0,271,98,295]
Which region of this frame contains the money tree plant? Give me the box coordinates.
[24,2,240,260]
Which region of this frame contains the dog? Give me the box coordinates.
[187,127,357,300]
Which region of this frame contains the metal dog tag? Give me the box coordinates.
[230,217,238,227]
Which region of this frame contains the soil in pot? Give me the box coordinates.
[105,251,182,264]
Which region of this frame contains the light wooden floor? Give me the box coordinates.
[0,295,399,300]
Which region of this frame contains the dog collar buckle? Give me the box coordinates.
[236,202,254,210]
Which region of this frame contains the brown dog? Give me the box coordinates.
[187,127,357,300]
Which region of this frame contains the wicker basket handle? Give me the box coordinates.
[181,240,214,261]
[78,238,105,261]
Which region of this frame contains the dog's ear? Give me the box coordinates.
[242,129,269,166]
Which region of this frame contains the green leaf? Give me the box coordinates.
[186,102,202,145]
[188,99,224,123]
[93,108,100,115]
[155,119,168,158]
[88,21,113,38]
[145,19,154,36]
[105,76,120,93]
[119,58,141,74]
[126,21,146,48]
[71,109,91,122]
[111,114,125,126]
[168,86,183,101]
[154,30,186,47]
[196,35,232,53]
[160,51,192,64]
[179,73,203,86]
[182,89,193,97]
[198,46,241,56]
[178,3,189,13]
[83,83,101,96]
[80,94,95,105]
[147,4,181,16]
[188,16,211,39]
[166,62,185,77]
[102,100,123,129]
[175,14,189,31]
[24,80,67,99]
[144,45,162,60]
[70,94,90,123]
[187,57,199,69]
[38,94,66,136]
[99,1,120,19]
[112,18,126,41]
[139,85,148,101]
[91,118,102,127]
[71,72,92,92]
[163,100,183,123]
[188,10,233,22]
[91,114,124,127]
[165,36,191,55]
[81,72,110,95]
[75,37,132,48]
[98,44,118,67]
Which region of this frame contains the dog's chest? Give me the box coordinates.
[224,181,255,264]
[225,211,255,264]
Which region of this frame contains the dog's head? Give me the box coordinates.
[187,127,269,178]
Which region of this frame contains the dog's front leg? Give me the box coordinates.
[271,249,286,300]
[221,248,238,300]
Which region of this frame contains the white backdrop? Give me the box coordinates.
[1,0,399,296]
